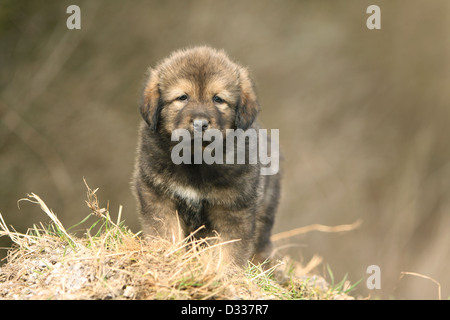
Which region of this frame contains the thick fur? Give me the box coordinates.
[132,46,280,266]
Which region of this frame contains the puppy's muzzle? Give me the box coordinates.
[192,118,210,132]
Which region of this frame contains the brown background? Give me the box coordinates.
[1,0,449,299]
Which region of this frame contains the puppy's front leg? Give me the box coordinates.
[135,183,184,243]
[208,206,256,266]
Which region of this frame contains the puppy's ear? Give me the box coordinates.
[140,68,162,131]
[236,67,260,130]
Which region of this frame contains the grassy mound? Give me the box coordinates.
[0,184,357,300]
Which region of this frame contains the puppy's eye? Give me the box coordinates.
[176,94,188,101]
[213,95,225,104]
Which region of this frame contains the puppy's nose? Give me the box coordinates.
[192,118,209,132]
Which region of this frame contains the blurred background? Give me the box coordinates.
[0,0,449,299]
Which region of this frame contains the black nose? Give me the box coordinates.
[192,118,209,132]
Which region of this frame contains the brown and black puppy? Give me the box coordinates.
[132,46,280,266]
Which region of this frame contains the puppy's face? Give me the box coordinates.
[140,47,259,135]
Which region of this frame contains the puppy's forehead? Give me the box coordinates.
[162,47,238,73]
[159,47,240,93]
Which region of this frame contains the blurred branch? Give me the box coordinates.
[271,219,362,242]
[2,0,102,146]
[0,1,103,204]
[0,101,75,200]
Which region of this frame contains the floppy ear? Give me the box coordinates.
[140,68,162,131]
[236,67,260,130]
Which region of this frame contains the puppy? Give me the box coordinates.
[132,46,280,266]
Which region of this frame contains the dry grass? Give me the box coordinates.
[0,183,357,300]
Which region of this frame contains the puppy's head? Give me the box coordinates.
[140,46,259,134]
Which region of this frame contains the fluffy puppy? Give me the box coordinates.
[133,46,280,266]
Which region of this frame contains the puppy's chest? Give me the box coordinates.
[169,180,236,207]
[175,196,211,236]
[171,183,204,204]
